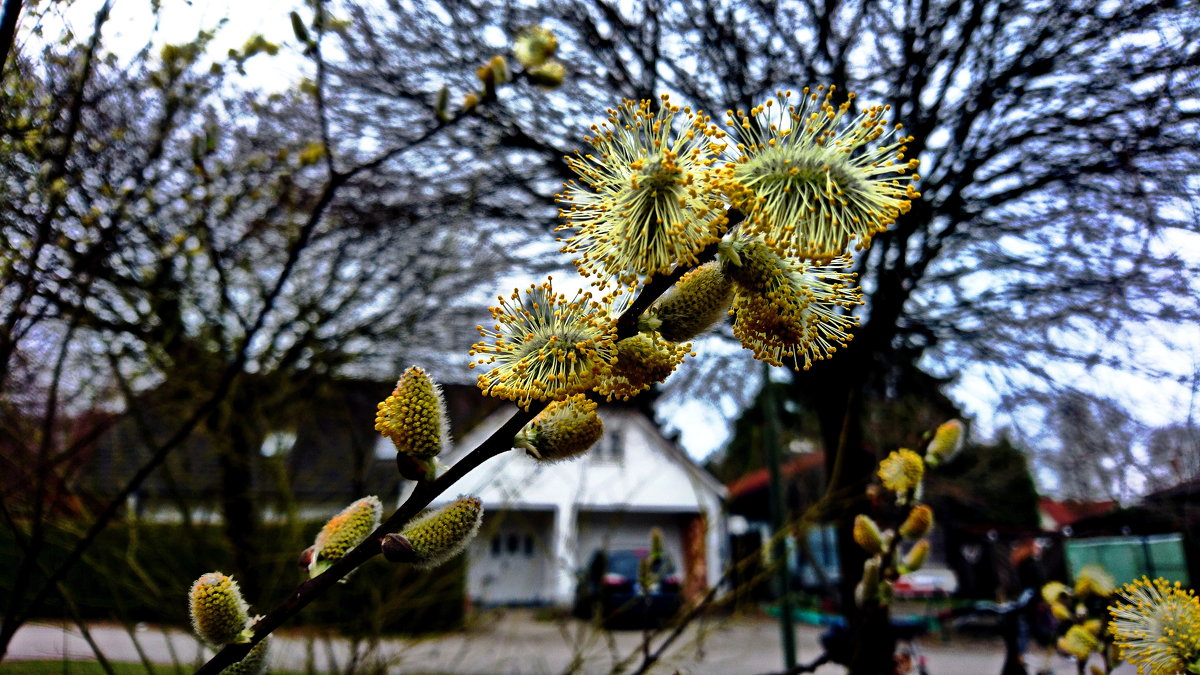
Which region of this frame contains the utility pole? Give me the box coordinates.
[762,364,797,669]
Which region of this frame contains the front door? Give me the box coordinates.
[468,510,551,605]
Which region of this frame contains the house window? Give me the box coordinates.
[594,428,623,463]
[490,530,537,558]
[260,430,296,457]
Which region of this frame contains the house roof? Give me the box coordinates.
[1038,497,1116,528]
[1142,476,1200,503]
[438,404,726,511]
[726,453,825,500]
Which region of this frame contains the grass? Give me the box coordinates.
[0,662,187,675]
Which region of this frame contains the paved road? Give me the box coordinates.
[8,610,1134,674]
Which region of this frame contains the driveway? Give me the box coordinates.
[7,609,1133,674]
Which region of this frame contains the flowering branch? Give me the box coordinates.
[194,238,718,673]
[195,56,924,673]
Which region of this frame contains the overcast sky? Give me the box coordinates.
[51,1,1200,488]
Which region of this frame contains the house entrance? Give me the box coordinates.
[468,509,553,605]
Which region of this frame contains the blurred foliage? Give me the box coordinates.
[0,520,465,634]
[925,436,1041,531]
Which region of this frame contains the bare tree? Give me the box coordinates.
[0,2,531,656]
[1145,422,1200,490]
[5,0,1197,671]
[325,0,1199,669]
[1047,391,1144,501]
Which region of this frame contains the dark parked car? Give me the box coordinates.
[573,548,683,626]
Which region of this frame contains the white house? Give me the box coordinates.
[425,404,727,607]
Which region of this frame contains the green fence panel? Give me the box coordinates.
[1065,534,1190,586]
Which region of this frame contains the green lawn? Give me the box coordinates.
[0,663,184,675]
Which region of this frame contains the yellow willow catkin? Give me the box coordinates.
[852,514,884,555]
[556,96,727,286]
[899,504,933,540]
[595,334,691,401]
[903,539,930,572]
[513,26,557,68]
[514,394,604,462]
[720,238,862,371]
[375,366,449,461]
[189,572,250,646]
[1043,581,1071,605]
[1075,564,1116,598]
[528,60,566,88]
[1058,624,1101,661]
[310,496,382,577]
[856,557,883,608]
[718,86,920,262]
[223,636,270,675]
[878,448,924,494]
[1109,577,1200,674]
[643,262,734,342]
[925,418,964,467]
[402,495,484,570]
[470,279,616,408]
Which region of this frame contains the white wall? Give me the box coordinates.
[445,407,727,605]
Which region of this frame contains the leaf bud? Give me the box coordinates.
[435,86,450,122]
[380,533,416,563]
[290,11,311,46]
[309,496,382,578]
[189,572,251,646]
[401,495,484,570]
[297,545,315,571]
[514,394,603,462]
[395,453,439,482]
[853,514,884,555]
[899,504,933,540]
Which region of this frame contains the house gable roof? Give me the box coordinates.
[1038,497,1117,530]
[726,453,825,500]
[436,405,725,511]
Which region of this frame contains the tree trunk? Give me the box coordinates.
[214,402,262,601]
[794,344,896,674]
